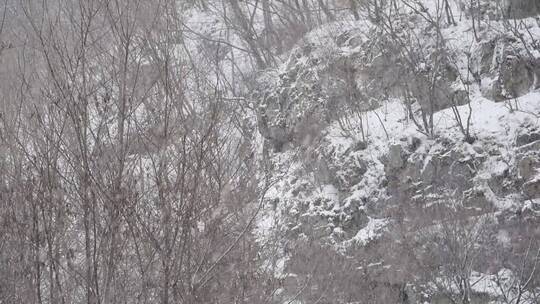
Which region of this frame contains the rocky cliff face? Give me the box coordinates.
[253,3,540,303]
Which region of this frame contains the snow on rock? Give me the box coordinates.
[347,217,388,246]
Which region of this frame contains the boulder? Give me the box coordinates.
[517,140,540,154]
[387,144,406,170]
[518,155,540,180]
[497,57,540,100]
[334,157,368,191]
[524,177,540,199]
[503,0,540,19]
[469,0,540,20]
[340,206,370,235]
[478,37,540,102]
[516,132,540,147]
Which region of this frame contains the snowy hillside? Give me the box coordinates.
[252,1,540,303]
[1,0,539,303]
